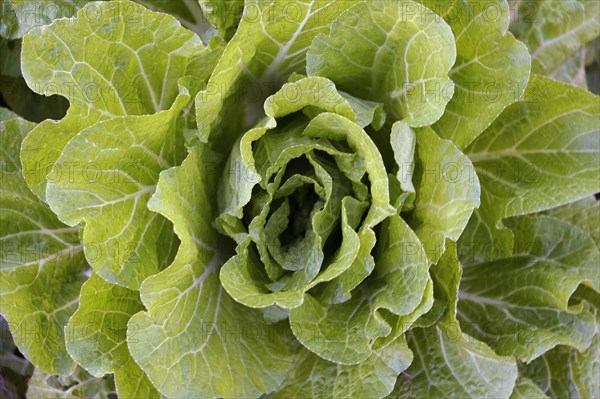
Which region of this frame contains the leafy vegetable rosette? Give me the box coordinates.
[1,0,599,398]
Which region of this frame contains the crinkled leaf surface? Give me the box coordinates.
[418,0,532,148]
[211,77,431,372]
[43,81,195,289]
[521,335,599,399]
[396,323,518,398]
[519,281,599,398]
[457,216,598,362]
[307,0,456,127]
[0,116,87,375]
[65,273,159,398]
[273,337,413,399]
[460,74,600,263]
[4,1,600,398]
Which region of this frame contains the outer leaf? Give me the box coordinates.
[19,0,221,289]
[0,116,87,374]
[20,0,212,200]
[65,273,159,398]
[43,80,196,289]
[307,0,456,127]
[511,0,600,76]
[65,276,140,376]
[418,0,531,148]
[394,323,518,399]
[542,196,600,248]
[273,337,413,399]
[408,127,481,264]
[128,146,294,398]
[461,74,600,263]
[194,0,359,144]
[457,216,598,362]
[521,335,600,399]
[519,282,599,399]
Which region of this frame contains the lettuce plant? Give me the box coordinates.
[0,0,598,398]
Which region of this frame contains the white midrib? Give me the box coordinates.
[262,0,315,80]
[458,291,513,308]
[80,185,156,210]
[466,147,597,163]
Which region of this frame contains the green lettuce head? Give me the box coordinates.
[1,0,599,398]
